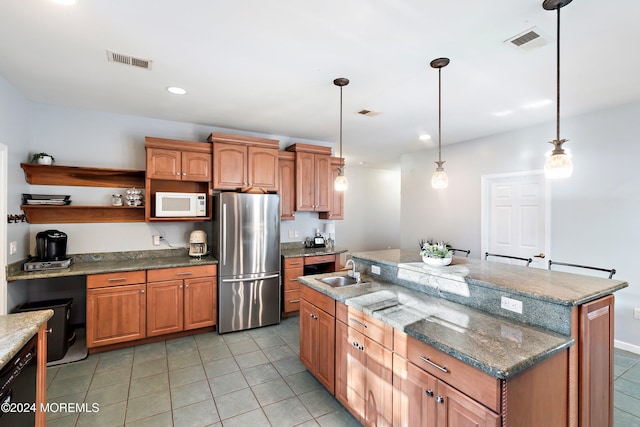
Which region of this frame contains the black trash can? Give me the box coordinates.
[14,298,72,362]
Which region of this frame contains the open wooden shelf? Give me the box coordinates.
[21,163,145,188]
[21,205,145,224]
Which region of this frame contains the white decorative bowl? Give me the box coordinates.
[422,256,452,267]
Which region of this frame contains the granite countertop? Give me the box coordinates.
[298,271,573,380]
[0,310,53,370]
[6,249,218,282]
[281,246,348,258]
[353,249,628,306]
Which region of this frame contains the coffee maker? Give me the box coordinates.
[35,229,68,261]
[189,230,207,258]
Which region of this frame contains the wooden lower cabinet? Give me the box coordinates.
[282,257,303,316]
[87,266,216,349]
[393,354,499,427]
[300,288,335,394]
[86,283,146,348]
[578,294,614,427]
[146,280,184,336]
[336,320,393,426]
[147,266,217,337]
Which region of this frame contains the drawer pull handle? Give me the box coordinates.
[289,262,302,265]
[289,278,300,282]
[45,328,53,334]
[107,277,127,282]
[176,272,193,276]
[425,389,434,397]
[289,299,300,303]
[419,356,449,373]
[436,395,444,404]
[349,317,368,329]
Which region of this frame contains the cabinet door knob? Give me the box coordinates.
[141,290,145,294]
[179,285,183,289]
[425,389,434,397]
[436,396,444,404]
[183,172,186,176]
[185,285,189,288]
[176,172,180,176]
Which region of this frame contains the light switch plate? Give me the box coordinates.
[634,307,640,319]
[9,241,17,255]
[371,265,381,275]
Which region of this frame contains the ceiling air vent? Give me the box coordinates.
[106,50,153,70]
[505,27,548,52]
[358,109,381,117]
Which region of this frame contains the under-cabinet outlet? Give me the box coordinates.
[288,230,295,238]
[152,235,160,246]
[634,307,640,320]
[501,296,523,314]
[371,265,381,275]
[9,241,17,255]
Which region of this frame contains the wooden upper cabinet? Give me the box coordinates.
[182,151,212,181]
[286,143,332,212]
[145,139,212,182]
[208,132,279,191]
[146,148,181,180]
[319,157,344,220]
[248,146,279,189]
[144,137,213,222]
[213,143,247,189]
[278,151,296,220]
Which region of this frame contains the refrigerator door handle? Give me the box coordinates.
[222,203,227,266]
[221,274,280,283]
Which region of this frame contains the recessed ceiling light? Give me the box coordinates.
[522,99,552,109]
[166,87,187,95]
[492,110,513,117]
[50,0,77,5]
[419,134,431,141]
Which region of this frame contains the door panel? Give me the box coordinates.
[482,171,549,268]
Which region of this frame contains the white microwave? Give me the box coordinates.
[155,192,207,217]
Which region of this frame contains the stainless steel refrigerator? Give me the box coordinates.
[213,192,281,334]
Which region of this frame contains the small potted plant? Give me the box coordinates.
[31,152,55,165]
[419,240,453,266]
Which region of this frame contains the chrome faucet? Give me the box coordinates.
[344,259,361,282]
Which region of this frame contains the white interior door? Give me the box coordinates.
[481,171,550,268]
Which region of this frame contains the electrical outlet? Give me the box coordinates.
[152,235,160,246]
[634,307,640,320]
[371,265,381,275]
[294,230,299,238]
[9,241,17,255]
[288,230,295,238]
[501,296,523,314]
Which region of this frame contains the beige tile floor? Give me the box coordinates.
[44,316,640,426]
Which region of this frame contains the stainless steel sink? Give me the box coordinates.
[320,276,365,287]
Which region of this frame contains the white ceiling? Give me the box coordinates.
[1,0,638,169]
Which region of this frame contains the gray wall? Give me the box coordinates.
[401,102,640,350]
[0,75,401,312]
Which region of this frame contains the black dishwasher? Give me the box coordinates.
[0,335,37,427]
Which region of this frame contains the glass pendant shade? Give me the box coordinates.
[431,168,448,189]
[544,151,573,179]
[335,173,348,191]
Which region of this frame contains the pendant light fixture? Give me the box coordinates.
[543,0,573,179]
[334,77,349,192]
[430,57,450,189]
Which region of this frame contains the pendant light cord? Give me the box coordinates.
[339,85,344,168]
[438,66,442,163]
[556,6,561,142]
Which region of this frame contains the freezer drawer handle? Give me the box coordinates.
[222,274,279,283]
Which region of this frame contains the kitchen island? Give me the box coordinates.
[0,310,52,427]
[298,249,627,427]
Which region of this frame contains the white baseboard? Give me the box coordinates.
[615,339,640,355]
